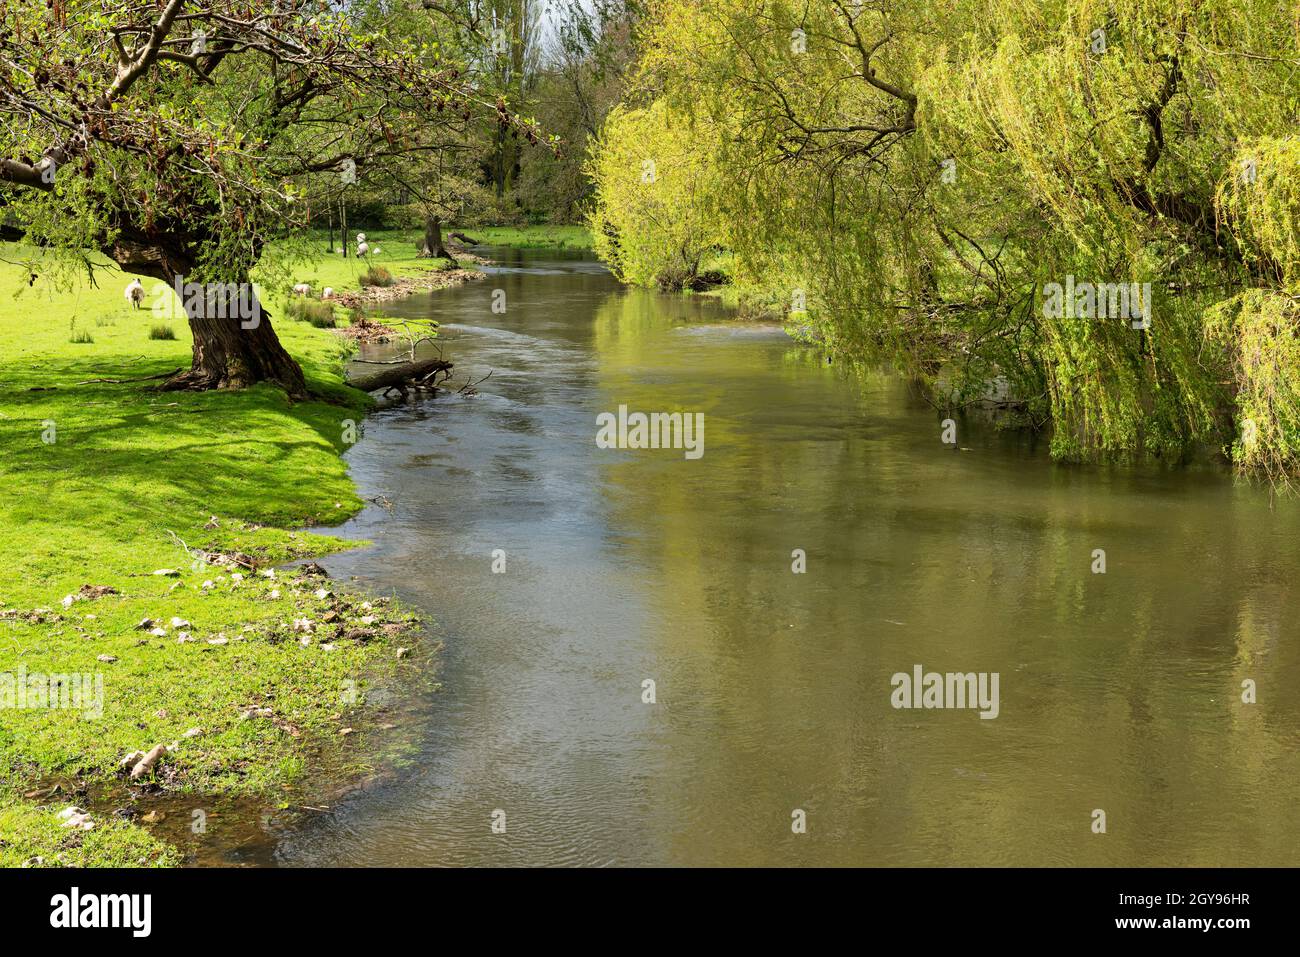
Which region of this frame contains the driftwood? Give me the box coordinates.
[129,744,168,781]
[449,231,480,246]
[347,357,453,397]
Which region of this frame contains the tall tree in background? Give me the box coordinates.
[516,0,641,221]
[478,0,542,205]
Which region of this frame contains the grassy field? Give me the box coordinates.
[458,224,593,250]
[0,241,439,866]
[286,228,467,303]
[296,224,593,283]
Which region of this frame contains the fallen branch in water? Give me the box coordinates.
[346,357,454,396]
[457,370,492,396]
[350,336,440,365]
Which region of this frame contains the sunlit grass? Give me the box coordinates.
[0,244,412,865]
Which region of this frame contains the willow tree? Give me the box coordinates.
[587,99,727,288]
[593,0,1300,479]
[0,0,527,395]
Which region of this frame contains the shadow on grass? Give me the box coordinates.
[0,344,376,590]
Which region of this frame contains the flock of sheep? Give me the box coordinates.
[291,233,382,301]
[123,233,382,309]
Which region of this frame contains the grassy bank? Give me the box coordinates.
[303,224,592,262]
[0,241,438,866]
[453,224,592,250]
[287,229,472,300]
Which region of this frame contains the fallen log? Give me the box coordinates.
[346,357,453,395]
[449,231,481,246]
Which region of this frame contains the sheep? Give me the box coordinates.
[322,287,335,300]
[292,283,311,296]
[371,246,382,257]
[356,241,369,258]
[124,279,145,309]
[355,233,366,243]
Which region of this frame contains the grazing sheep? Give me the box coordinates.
[124,279,145,309]
[292,283,311,296]
[371,246,382,256]
[322,287,335,299]
[356,233,366,243]
[356,241,369,258]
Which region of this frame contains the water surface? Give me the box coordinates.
[271,247,1300,866]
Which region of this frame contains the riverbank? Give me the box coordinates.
[463,225,592,250]
[0,239,457,866]
[282,230,487,311]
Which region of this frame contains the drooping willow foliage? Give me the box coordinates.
[588,0,1300,480]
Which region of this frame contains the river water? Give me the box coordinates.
[268,247,1300,866]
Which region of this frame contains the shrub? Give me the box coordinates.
[69,328,94,344]
[359,266,394,288]
[148,324,176,341]
[284,298,337,328]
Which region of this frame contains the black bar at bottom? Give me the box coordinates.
[0,866,1282,943]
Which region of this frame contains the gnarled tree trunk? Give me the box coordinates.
[166,293,307,397]
[418,214,454,260]
[109,231,307,398]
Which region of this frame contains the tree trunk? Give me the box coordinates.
[347,357,453,393]
[107,228,308,398]
[418,214,454,260]
[162,283,307,398]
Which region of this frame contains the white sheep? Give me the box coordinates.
[322,287,335,300]
[292,283,311,296]
[371,246,382,257]
[356,233,366,243]
[124,279,145,309]
[356,241,369,258]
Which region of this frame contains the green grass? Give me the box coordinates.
[359,266,395,288]
[290,225,592,282]
[0,803,180,867]
[291,230,472,295]
[284,298,339,328]
[464,224,593,250]
[0,242,424,866]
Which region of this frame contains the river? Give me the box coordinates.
[265,246,1299,866]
